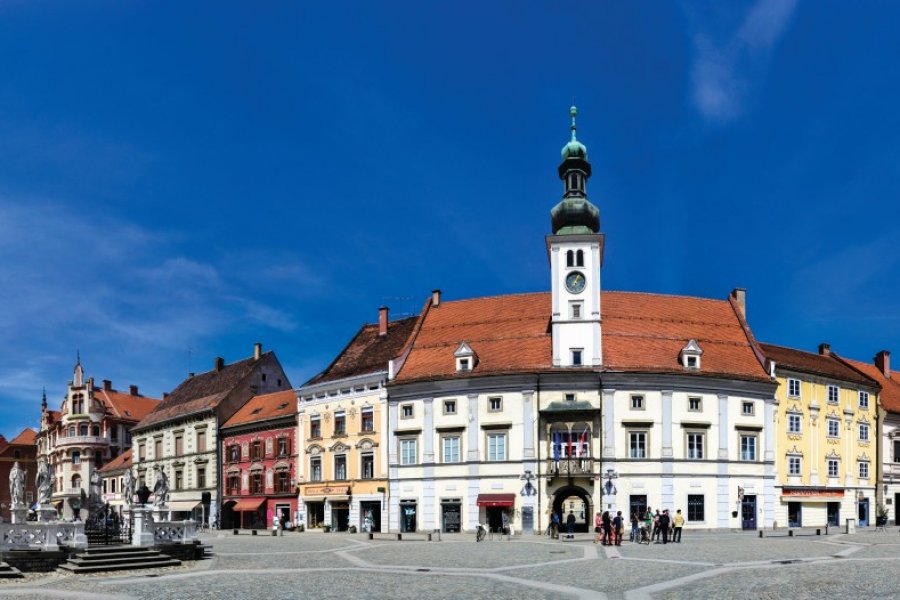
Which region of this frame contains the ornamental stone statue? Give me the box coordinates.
[152,466,169,507]
[36,458,54,506]
[122,468,135,507]
[9,461,25,508]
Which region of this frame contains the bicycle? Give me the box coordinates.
[475,522,487,542]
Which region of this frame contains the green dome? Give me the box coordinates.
[561,139,588,160]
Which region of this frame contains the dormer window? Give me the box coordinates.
[680,339,703,371]
[454,342,477,372]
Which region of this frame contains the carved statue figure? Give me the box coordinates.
[122,468,135,507]
[9,461,25,507]
[88,468,102,507]
[152,466,169,507]
[36,458,54,506]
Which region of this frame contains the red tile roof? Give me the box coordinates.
[93,388,160,422]
[394,290,770,383]
[759,343,874,386]
[99,448,132,474]
[223,389,297,428]
[305,317,419,385]
[9,428,37,446]
[838,357,900,413]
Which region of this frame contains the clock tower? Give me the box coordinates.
[547,106,604,367]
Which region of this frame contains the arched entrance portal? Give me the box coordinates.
[551,485,592,533]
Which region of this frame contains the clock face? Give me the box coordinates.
[565,271,586,294]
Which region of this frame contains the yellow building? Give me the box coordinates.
[761,343,880,528]
[296,309,417,532]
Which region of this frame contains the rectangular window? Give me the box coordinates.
[442,436,461,463]
[488,396,503,412]
[197,430,207,452]
[742,402,754,416]
[265,438,274,456]
[631,395,644,410]
[458,358,470,371]
[686,432,704,460]
[827,385,840,404]
[827,459,839,478]
[859,423,869,441]
[277,437,289,457]
[175,436,184,457]
[226,474,240,495]
[788,414,802,434]
[110,426,118,441]
[688,396,701,412]
[571,349,583,366]
[895,440,900,463]
[72,451,81,465]
[859,391,869,409]
[361,407,374,432]
[740,435,757,461]
[859,461,869,479]
[174,470,183,491]
[361,453,374,479]
[154,439,163,458]
[401,404,414,419]
[827,419,840,438]
[570,302,582,320]
[687,495,705,522]
[443,400,456,415]
[310,457,322,482]
[310,417,322,439]
[138,444,145,461]
[251,441,262,460]
[228,444,240,463]
[788,456,801,476]
[197,468,206,489]
[250,472,263,494]
[275,470,291,493]
[788,378,801,398]
[334,412,346,435]
[487,433,507,461]
[629,431,647,459]
[400,438,417,465]
[334,455,347,480]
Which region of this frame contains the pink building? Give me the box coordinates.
[220,389,297,530]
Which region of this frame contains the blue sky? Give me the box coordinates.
[1,1,899,436]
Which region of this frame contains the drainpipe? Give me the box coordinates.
[536,374,542,533]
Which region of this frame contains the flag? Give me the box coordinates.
[568,432,573,459]
[553,431,560,464]
[581,428,589,457]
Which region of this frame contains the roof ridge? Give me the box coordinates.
[602,290,730,303]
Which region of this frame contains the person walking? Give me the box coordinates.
[630,511,639,543]
[652,509,661,542]
[659,509,671,544]
[593,512,603,544]
[551,511,560,539]
[613,511,624,546]
[673,509,684,543]
[566,511,576,535]
[601,510,612,545]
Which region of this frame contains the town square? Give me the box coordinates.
[1,1,900,598]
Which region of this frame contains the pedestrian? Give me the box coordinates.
[593,512,603,544]
[659,509,671,544]
[630,511,639,543]
[272,514,281,537]
[673,509,684,543]
[551,511,560,539]
[613,511,624,546]
[652,509,661,542]
[566,511,576,535]
[601,510,611,545]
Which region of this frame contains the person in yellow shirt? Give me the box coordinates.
[673,509,685,543]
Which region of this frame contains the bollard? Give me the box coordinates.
[252,530,257,536]
[233,529,239,535]
[816,528,821,536]
[368,533,374,540]
[759,530,764,538]
[788,530,793,537]
[397,533,402,541]
[427,533,432,542]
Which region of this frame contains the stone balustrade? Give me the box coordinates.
[0,521,87,551]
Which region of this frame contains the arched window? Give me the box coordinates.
[68,426,76,437]
[79,423,88,436]
[576,250,584,267]
[566,250,574,267]
[92,425,100,437]
[72,451,81,465]
[72,474,81,489]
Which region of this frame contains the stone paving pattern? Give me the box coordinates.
[0,529,896,599]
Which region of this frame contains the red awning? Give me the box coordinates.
[229,499,265,512]
[476,493,515,507]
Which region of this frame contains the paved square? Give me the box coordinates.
[0,529,898,599]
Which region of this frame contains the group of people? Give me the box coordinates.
[593,510,625,545]
[631,508,685,544]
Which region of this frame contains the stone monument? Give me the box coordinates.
[8,460,27,524]
[35,458,57,522]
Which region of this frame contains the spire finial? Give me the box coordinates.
[76,350,81,365]
[41,387,47,409]
[570,105,578,141]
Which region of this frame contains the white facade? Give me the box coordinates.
[548,235,604,368]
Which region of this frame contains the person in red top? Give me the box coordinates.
[593,512,603,544]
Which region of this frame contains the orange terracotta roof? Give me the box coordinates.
[223,389,297,428]
[759,343,874,386]
[394,290,770,383]
[93,388,160,422]
[10,428,37,446]
[838,357,900,413]
[99,448,132,474]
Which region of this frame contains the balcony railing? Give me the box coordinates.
[56,435,109,447]
[546,458,594,477]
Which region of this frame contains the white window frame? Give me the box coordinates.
[400,438,417,465]
[742,401,755,416]
[787,414,802,434]
[310,456,322,482]
[334,454,347,480]
[686,431,704,460]
[628,431,648,459]
[826,418,840,438]
[688,396,701,412]
[827,459,840,478]
[486,432,507,462]
[894,440,900,463]
[788,378,801,398]
[859,391,869,409]
[488,396,503,412]
[570,301,582,320]
[859,461,870,480]
[631,395,644,410]
[788,456,801,476]
[443,400,457,415]
[827,385,840,404]
[441,435,461,463]
[571,348,583,366]
[739,434,757,462]
[859,423,869,442]
[401,404,414,419]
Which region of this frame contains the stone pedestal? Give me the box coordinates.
[36,505,58,522]
[9,506,28,524]
[128,507,155,547]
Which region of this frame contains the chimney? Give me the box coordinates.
[103,379,112,391]
[818,343,831,356]
[378,306,389,336]
[875,350,891,378]
[214,357,225,371]
[731,288,746,318]
[254,342,262,360]
[129,385,139,396]
[432,289,441,307]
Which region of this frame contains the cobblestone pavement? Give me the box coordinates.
[0,529,898,599]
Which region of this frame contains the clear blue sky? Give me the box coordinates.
[1,1,899,436]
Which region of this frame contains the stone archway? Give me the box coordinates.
[551,484,592,533]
